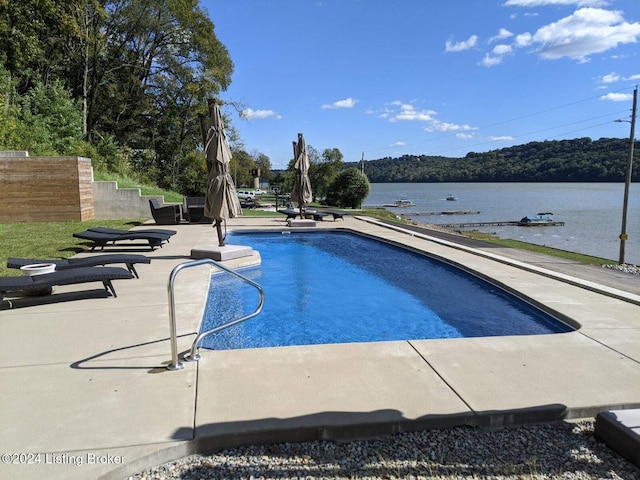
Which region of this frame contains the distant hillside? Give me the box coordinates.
[345,137,635,183]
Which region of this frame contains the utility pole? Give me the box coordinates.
[361,152,365,175]
[617,86,637,265]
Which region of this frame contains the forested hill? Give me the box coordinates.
[345,137,635,183]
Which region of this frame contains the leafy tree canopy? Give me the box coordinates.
[347,138,635,183]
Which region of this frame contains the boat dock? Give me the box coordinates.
[404,210,480,216]
[434,220,565,228]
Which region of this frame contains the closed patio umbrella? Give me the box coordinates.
[291,132,313,218]
[200,99,241,246]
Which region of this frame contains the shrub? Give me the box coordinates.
[326,168,370,208]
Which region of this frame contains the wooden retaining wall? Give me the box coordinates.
[0,156,95,222]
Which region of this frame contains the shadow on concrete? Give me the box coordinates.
[0,288,112,309]
[186,404,571,453]
[69,332,196,373]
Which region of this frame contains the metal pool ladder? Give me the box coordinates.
[166,258,264,370]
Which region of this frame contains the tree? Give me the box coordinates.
[326,168,369,208]
[310,147,343,200]
[0,0,83,91]
[251,150,273,184]
[2,0,234,190]
[85,0,233,189]
[17,79,84,155]
[230,148,256,187]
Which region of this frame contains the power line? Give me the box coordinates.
[351,86,637,160]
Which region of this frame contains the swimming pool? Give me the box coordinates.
[200,231,572,350]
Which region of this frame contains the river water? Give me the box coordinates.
[364,183,640,265]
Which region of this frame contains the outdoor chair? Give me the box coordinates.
[304,211,328,221]
[182,197,210,223]
[0,266,134,304]
[278,208,300,220]
[88,226,176,238]
[7,254,150,279]
[322,210,346,221]
[149,199,181,225]
[73,229,171,251]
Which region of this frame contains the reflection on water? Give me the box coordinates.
[365,183,640,265]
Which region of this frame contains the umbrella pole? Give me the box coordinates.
[215,220,225,247]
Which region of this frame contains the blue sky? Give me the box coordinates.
[203,0,639,169]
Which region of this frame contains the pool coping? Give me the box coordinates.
[1,215,639,479]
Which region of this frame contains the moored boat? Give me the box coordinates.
[384,198,415,207]
[518,212,556,226]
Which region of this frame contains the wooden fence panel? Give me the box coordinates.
[0,156,95,222]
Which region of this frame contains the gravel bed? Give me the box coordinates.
[602,263,640,275]
[128,421,639,479]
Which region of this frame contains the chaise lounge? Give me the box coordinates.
[7,254,150,279]
[88,226,177,238]
[322,210,346,220]
[0,266,134,303]
[73,229,172,251]
[278,208,301,220]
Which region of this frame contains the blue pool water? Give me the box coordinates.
[201,231,572,350]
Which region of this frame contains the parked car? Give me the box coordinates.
[237,191,255,200]
[237,189,266,197]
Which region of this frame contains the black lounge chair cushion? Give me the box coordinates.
[88,227,177,237]
[0,266,134,302]
[7,254,150,278]
[73,230,169,251]
[278,209,300,220]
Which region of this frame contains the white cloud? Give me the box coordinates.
[468,6,639,67]
[425,121,476,133]
[321,97,358,109]
[241,108,282,120]
[601,72,620,83]
[391,141,406,147]
[491,135,515,141]
[514,32,533,47]
[532,8,640,62]
[478,44,513,67]
[504,0,610,6]
[493,44,513,55]
[625,74,640,81]
[490,28,514,43]
[382,101,477,136]
[456,133,476,140]
[389,103,437,122]
[480,53,504,67]
[600,92,633,102]
[445,35,478,52]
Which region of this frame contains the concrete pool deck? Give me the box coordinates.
[1,216,639,479]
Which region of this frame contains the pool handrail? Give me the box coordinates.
[166,258,264,370]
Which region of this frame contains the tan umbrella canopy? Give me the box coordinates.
[291,132,313,218]
[199,99,241,246]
